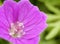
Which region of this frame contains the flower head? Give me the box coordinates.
[0,0,47,44]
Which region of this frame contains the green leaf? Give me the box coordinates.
[47,15,60,22]
[39,0,60,5]
[45,26,59,40]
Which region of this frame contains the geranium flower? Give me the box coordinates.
[0,0,47,44]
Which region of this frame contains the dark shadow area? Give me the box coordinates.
[14,0,20,2]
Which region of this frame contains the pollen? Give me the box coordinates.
[9,22,25,38]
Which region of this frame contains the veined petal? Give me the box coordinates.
[13,39,23,44]
[0,6,9,27]
[3,1,17,23]
[19,6,47,39]
[0,26,8,34]
[17,36,40,44]
[23,6,42,30]
[0,6,9,35]
[9,38,17,44]
[17,1,47,39]
[18,1,33,22]
[23,22,47,39]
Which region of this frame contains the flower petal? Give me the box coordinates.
[24,22,47,39]
[0,27,8,35]
[17,36,40,44]
[20,6,47,39]
[0,6,9,27]
[18,1,33,22]
[9,38,17,44]
[23,10,47,39]
[13,39,23,44]
[0,7,9,35]
[23,6,47,26]
[23,6,42,31]
[3,1,17,23]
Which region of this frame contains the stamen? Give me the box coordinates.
[9,22,25,38]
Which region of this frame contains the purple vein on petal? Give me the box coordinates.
[0,21,9,33]
[3,1,16,25]
[0,26,8,32]
[25,22,46,32]
[23,6,39,25]
[25,12,47,28]
[0,20,9,28]
[20,7,33,22]
[3,7,13,26]
[21,7,34,22]
[1,9,10,27]
[0,32,9,36]
[25,15,40,27]
[25,13,36,25]
[0,8,10,27]
[18,1,33,22]
[17,39,24,44]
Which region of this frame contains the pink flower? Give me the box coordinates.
[0,0,47,44]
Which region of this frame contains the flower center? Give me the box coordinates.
[9,22,25,38]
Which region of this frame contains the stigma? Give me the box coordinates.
[9,22,25,38]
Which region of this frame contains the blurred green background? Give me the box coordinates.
[0,0,60,44]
